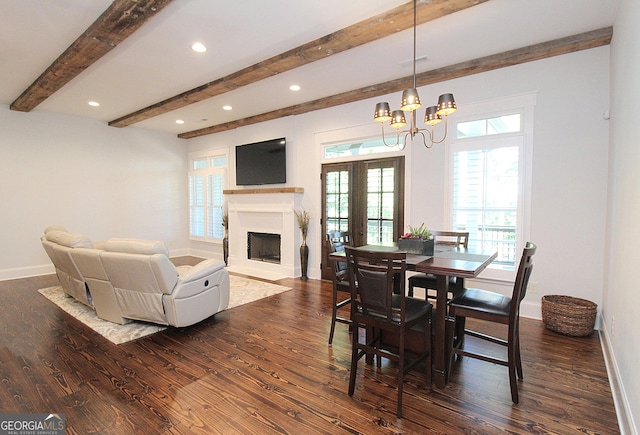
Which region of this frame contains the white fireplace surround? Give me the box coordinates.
[224,188,304,280]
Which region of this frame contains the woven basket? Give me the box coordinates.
[541,295,597,337]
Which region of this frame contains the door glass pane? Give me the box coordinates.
[325,169,349,233]
[366,166,395,245]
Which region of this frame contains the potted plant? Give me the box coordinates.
[294,208,311,280]
[221,205,229,265]
[398,223,435,255]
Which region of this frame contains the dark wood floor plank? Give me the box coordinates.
[0,270,619,434]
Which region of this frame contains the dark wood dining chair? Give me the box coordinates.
[407,230,469,299]
[448,241,536,404]
[326,231,351,344]
[345,246,432,418]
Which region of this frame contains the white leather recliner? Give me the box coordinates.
[70,246,128,324]
[98,238,230,327]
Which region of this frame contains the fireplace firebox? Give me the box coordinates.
[247,232,281,264]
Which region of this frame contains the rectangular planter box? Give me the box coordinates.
[397,238,434,255]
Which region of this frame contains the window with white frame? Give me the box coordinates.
[323,137,402,159]
[189,153,227,241]
[447,95,534,280]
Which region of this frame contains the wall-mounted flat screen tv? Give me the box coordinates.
[235,137,286,186]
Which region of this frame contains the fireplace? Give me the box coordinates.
[247,232,281,264]
[224,187,304,280]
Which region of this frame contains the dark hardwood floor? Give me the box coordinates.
[0,266,619,434]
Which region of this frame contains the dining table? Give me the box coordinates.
[329,243,498,388]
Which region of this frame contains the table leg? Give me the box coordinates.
[433,274,449,388]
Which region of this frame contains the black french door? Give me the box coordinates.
[320,156,404,280]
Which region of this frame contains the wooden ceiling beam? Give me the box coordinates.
[10,0,174,113]
[108,0,488,128]
[177,27,613,139]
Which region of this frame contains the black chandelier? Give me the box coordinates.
[373,0,457,150]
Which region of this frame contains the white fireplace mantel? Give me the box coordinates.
[225,187,304,280]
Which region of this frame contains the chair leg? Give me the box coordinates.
[396,330,405,419]
[507,324,519,404]
[348,330,360,396]
[453,315,466,359]
[508,345,519,404]
[514,323,523,379]
[425,320,432,386]
[328,287,338,344]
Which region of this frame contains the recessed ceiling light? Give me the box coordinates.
[222,105,232,111]
[290,84,301,91]
[88,101,100,107]
[191,42,207,53]
[176,119,185,125]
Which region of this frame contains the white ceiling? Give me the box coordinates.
[0,0,619,136]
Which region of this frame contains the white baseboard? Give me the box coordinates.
[0,264,54,282]
[600,325,638,435]
[188,248,221,261]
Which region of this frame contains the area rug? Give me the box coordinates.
[38,275,291,345]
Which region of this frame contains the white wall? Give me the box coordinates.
[0,106,190,280]
[605,0,640,432]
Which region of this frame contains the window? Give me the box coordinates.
[447,94,534,280]
[324,137,402,159]
[189,153,227,241]
[456,114,521,139]
[452,136,521,269]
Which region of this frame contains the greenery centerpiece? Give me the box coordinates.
[294,208,311,280]
[398,223,435,255]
